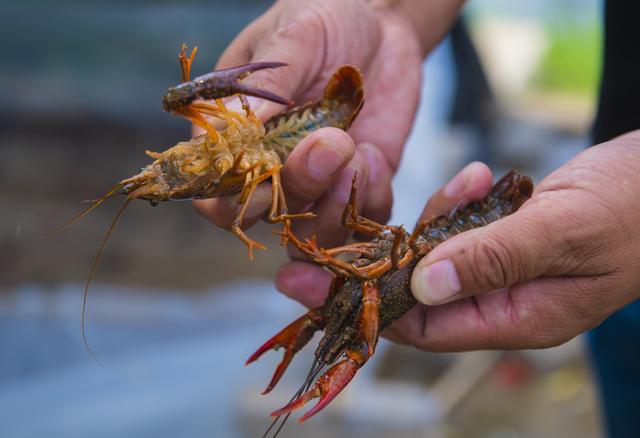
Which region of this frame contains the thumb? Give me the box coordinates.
[411,207,557,305]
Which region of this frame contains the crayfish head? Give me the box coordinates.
[119,166,169,203]
[119,135,227,203]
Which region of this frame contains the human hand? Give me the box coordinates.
[195,0,432,248]
[278,132,640,351]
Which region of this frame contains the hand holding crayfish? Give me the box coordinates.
[195,0,457,248]
[250,166,533,428]
[279,136,640,352]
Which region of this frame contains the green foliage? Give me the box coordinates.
[530,22,602,96]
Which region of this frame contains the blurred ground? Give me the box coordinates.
[1,1,604,437]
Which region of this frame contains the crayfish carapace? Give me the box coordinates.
[64,45,364,362]
[247,171,533,433]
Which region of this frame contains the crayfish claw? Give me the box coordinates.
[200,61,292,106]
[217,61,288,78]
[233,81,293,107]
[271,350,365,422]
[262,350,294,395]
[246,309,324,393]
[163,61,292,113]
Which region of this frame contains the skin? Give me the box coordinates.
[202,0,640,351]
[281,139,640,351]
[194,0,462,249]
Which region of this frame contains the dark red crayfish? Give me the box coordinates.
[246,170,533,429]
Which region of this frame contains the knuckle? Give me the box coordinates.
[470,236,516,290]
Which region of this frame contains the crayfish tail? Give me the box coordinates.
[321,65,364,130]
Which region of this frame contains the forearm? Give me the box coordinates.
[371,0,465,57]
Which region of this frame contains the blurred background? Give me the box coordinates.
[1,0,603,437]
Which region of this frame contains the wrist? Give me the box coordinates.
[370,0,465,57]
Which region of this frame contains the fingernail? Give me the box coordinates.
[443,166,470,198]
[306,139,348,181]
[413,259,461,305]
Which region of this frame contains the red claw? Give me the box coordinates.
[246,308,324,394]
[271,350,366,422]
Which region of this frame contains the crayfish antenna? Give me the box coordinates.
[48,183,124,238]
[263,358,326,438]
[81,197,132,365]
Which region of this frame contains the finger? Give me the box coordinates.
[411,199,561,306]
[395,274,620,351]
[419,161,494,221]
[359,142,394,225]
[193,183,272,230]
[217,7,328,120]
[280,128,356,213]
[275,261,333,309]
[289,146,369,252]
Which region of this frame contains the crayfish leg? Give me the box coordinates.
[230,183,266,260]
[341,172,386,236]
[246,308,325,394]
[178,43,197,82]
[267,170,315,224]
[361,281,381,357]
[271,348,367,422]
[180,106,220,143]
[230,164,283,259]
[238,94,260,123]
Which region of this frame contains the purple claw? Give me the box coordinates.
[202,61,289,78]
[232,81,292,106]
[196,62,291,105]
[163,61,291,112]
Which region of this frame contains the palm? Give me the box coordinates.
[306,15,422,168]
[220,0,422,167]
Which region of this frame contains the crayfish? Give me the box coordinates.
[64,45,363,361]
[68,45,363,259]
[247,170,533,434]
